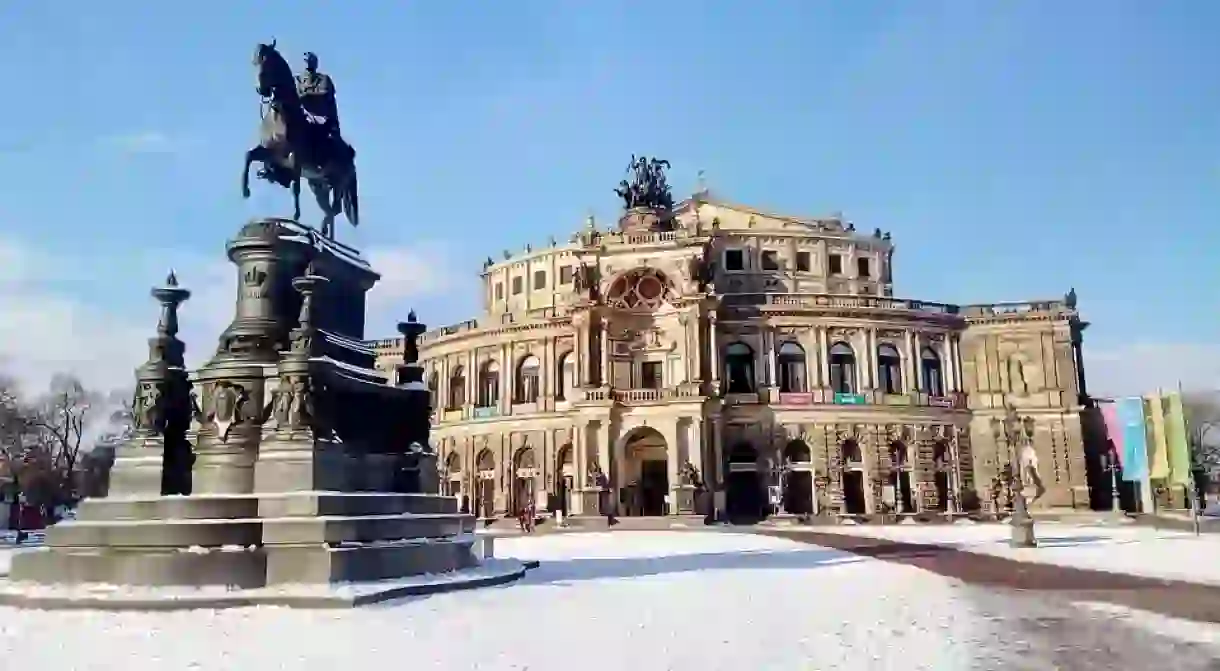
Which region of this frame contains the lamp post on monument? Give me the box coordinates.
[990,403,1038,548]
[1103,445,1123,513]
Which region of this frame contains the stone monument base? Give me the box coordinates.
[0,558,533,611]
[7,492,491,601]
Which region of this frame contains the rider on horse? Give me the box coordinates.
[296,52,341,141]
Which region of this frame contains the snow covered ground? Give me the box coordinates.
[806,522,1220,586]
[0,530,1217,670]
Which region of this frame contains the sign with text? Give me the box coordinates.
[833,393,867,405]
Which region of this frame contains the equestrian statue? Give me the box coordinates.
[244,41,360,239]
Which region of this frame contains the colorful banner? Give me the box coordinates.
[1100,403,1124,466]
[1116,396,1149,481]
[1145,394,1170,479]
[1164,392,1192,486]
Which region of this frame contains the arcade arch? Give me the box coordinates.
[511,447,538,514]
[725,443,765,522]
[889,441,914,513]
[781,439,814,516]
[443,452,462,497]
[475,449,496,518]
[619,427,669,516]
[839,439,867,514]
[555,444,574,515]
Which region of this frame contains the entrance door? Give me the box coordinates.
[783,471,813,515]
[476,479,495,518]
[891,470,914,513]
[639,459,668,516]
[842,471,867,514]
[726,470,764,523]
[934,471,949,511]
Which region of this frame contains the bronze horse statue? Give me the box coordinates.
[243,42,360,239]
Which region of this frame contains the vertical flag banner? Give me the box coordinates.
[1116,396,1149,481]
[1100,403,1124,467]
[1145,393,1170,479]
[1164,391,1192,485]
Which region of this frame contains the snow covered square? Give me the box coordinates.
[2,530,1220,670]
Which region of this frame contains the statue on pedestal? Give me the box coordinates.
[243,41,360,239]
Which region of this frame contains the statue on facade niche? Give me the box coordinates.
[1008,357,1028,395]
[572,261,598,299]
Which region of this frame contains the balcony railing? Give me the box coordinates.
[721,293,962,315]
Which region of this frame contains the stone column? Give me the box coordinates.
[766,327,778,389]
[814,327,827,389]
[500,342,511,413]
[913,333,924,391]
[708,313,720,392]
[110,272,194,497]
[194,220,294,495]
[465,349,476,410]
[599,318,611,388]
[253,264,352,494]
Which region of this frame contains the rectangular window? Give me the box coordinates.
[724,249,745,271]
[559,266,573,284]
[857,257,871,278]
[494,283,503,300]
[795,251,811,272]
[828,254,843,275]
[511,277,523,295]
[533,269,547,290]
[761,250,780,271]
[640,361,663,389]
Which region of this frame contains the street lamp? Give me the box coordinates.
[1101,445,1122,513]
[990,403,1038,548]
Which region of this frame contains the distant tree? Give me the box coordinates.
[1183,392,1220,480]
[25,374,103,503]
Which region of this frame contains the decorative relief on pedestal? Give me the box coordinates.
[207,381,250,443]
[132,382,165,436]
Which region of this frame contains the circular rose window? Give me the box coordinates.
[607,268,673,310]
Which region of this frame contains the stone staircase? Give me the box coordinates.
[11,492,478,588]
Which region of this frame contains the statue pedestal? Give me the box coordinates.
[254,432,351,493]
[673,484,697,515]
[192,424,259,494]
[108,437,166,497]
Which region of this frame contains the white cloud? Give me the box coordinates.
[366,244,453,308]
[0,237,448,397]
[1083,342,1220,398]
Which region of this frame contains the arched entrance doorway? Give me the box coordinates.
[889,441,914,513]
[555,444,574,516]
[726,443,764,523]
[840,440,867,514]
[782,440,814,515]
[444,452,462,498]
[621,427,669,516]
[475,449,496,519]
[933,439,951,512]
[511,447,538,514]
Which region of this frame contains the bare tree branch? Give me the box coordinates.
[1183,392,1220,476]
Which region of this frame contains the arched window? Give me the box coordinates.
[841,439,862,464]
[448,365,466,409]
[606,268,673,310]
[877,343,903,394]
[889,441,909,468]
[921,347,944,397]
[783,440,812,463]
[777,341,807,393]
[478,360,500,407]
[829,342,857,394]
[556,351,575,401]
[933,439,950,467]
[515,355,540,404]
[724,342,755,394]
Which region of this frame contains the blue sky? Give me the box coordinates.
[1,1,1217,395]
